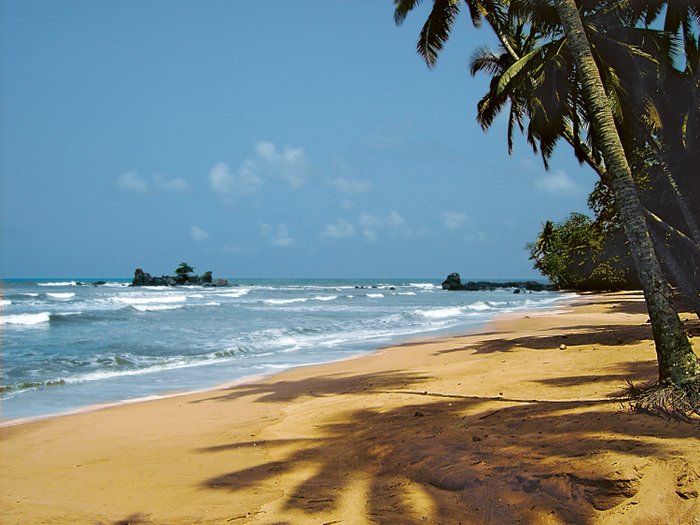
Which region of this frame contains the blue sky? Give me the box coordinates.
[1,1,598,279]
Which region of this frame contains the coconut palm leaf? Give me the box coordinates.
[469,46,503,76]
[394,0,424,25]
[417,0,461,67]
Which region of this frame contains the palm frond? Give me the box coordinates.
[495,47,545,97]
[469,46,504,76]
[642,97,664,132]
[417,0,461,67]
[508,0,563,38]
[507,101,526,153]
[476,78,508,130]
[664,0,687,33]
[463,0,484,27]
[495,39,564,98]
[394,0,424,25]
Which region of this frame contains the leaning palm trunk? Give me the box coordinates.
[554,0,699,387]
[648,226,700,319]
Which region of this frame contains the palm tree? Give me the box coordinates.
[466,7,700,316]
[175,262,194,284]
[552,0,699,389]
[394,0,699,404]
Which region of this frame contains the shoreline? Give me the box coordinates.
[2,291,698,524]
[0,292,578,427]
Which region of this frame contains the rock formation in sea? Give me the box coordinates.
[441,272,553,292]
[131,268,228,287]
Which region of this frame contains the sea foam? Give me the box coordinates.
[313,295,338,301]
[264,298,308,305]
[219,289,251,298]
[115,295,187,305]
[466,301,492,311]
[415,307,464,319]
[46,292,76,299]
[130,304,185,312]
[1,312,51,326]
[410,283,439,290]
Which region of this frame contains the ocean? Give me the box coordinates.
[0,278,573,422]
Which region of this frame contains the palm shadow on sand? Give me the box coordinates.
[193,366,698,525]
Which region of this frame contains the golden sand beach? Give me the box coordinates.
[1,292,698,524]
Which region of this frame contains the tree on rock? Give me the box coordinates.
[175,262,194,284]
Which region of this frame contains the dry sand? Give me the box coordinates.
[1,292,699,525]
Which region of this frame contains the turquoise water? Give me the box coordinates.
[0,278,571,421]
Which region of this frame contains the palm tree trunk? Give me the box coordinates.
[554,0,699,386]
[648,225,700,319]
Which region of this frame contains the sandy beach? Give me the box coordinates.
[1,292,698,524]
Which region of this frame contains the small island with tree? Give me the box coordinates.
[131,262,228,287]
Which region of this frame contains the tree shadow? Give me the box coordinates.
[191,371,430,405]
[531,360,658,389]
[184,291,700,523]
[437,323,654,356]
[197,387,699,525]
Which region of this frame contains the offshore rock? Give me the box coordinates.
[131,268,227,287]
[441,273,553,292]
[441,273,464,290]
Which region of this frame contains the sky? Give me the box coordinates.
[1,0,599,279]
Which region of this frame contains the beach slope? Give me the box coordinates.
[1,292,698,524]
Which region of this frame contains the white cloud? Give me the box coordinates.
[254,141,309,189]
[361,229,377,242]
[154,174,190,192]
[271,223,294,247]
[210,141,309,199]
[258,222,273,236]
[441,211,468,231]
[190,225,210,242]
[328,177,372,195]
[321,219,356,239]
[117,170,149,193]
[209,161,263,196]
[118,171,190,193]
[535,169,578,193]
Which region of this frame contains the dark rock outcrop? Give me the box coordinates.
[441,273,553,292]
[131,268,227,287]
[441,273,464,291]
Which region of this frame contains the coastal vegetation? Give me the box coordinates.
[394,0,699,418]
[527,213,639,290]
